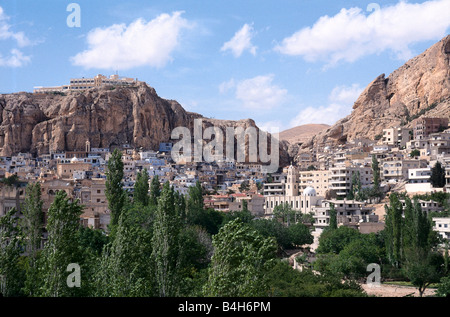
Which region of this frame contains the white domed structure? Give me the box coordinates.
[303,186,316,197]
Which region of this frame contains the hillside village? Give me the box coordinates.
[1,113,449,250]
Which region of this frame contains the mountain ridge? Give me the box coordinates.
[296,34,450,156]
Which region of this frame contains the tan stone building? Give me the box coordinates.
[56,158,92,179]
[298,169,330,197]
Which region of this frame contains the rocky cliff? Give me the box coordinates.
[0,82,289,167]
[300,34,450,152]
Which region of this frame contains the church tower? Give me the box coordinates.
[285,165,299,197]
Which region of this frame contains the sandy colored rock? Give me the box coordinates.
[0,82,290,167]
[301,35,450,151]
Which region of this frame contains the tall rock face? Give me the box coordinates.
[0,82,289,168]
[0,83,192,156]
[301,34,450,151]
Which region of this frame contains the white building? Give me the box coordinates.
[34,74,138,93]
[433,217,450,241]
[313,199,378,233]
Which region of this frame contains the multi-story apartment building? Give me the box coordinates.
[399,199,444,214]
[407,167,431,184]
[413,117,449,140]
[429,132,450,158]
[433,217,450,241]
[298,169,330,197]
[263,173,286,196]
[312,199,379,232]
[382,126,412,148]
[328,166,373,198]
[380,157,427,182]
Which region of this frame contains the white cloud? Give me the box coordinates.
[329,83,363,104]
[275,0,450,65]
[221,23,257,57]
[0,6,31,67]
[256,120,283,134]
[218,78,236,94]
[290,83,363,127]
[233,75,287,110]
[71,11,192,70]
[0,49,31,67]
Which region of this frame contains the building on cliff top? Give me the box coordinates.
[33,74,138,93]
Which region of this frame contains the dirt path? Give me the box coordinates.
[361,283,436,297]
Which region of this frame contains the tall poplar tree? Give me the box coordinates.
[20,182,44,296]
[38,190,83,297]
[402,198,443,296]
[94,211,154,297]
[0,208,23,297]
[370,154,382,199]
[149,175,161,207]
[134,168,149,206]
[105,149,125,227]
[328,202,338,230]
[204,218,277,296]
[152,182,181,297]
[384,193,403,267]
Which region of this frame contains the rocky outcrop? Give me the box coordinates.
[301,34,450,151]
[0,82,289,168]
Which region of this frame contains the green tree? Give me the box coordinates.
[430,161,446,188]
[94,210,154,297]
[191,208,224,236]
[402,198,443,296]
[105,148,126,227]
[20,182,44,296]
[410,149,420,158]
[37,190,84,297]
[76,227,108,257]
[174,190,186,221]
[384,193,403,267]
[204,218,277,297]
[134,168,149,206]
[149,175,161,207]
[317,226,361,255]
[177,225,213,296]
[328,203,338,231]
[403,249,444,297]
[239,180,250,192]
[250,219,292,251]
[320,233,385,280]
[0,208,24,297]
[266,260,366,297]
[288,222,313,247]
[186,180,206,226]
[371,155,382,198]
[152,182,181,297]
[273,202,295,226]
[436,276,450,297]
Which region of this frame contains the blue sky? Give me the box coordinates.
[1,0,449,132]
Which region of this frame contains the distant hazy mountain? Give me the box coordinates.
[280,124,330,145]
